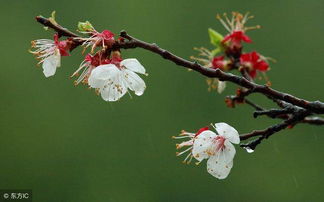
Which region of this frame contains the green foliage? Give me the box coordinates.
[208,28,224,56]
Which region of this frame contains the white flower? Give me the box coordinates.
[217,80,226,93]
[30,39,61,77]
[206,78,226,93]
[30,35,70,78]
[174,123,240,179]
[88,58,147,101]
[172,127,209,164]
[42,51,61,77]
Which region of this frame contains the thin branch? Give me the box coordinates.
[302,116,324,125]
[35,16,79,38]
[34,15,324,114]
[33,15,324,150]
[117,32,324,114]
[240,116,298,140]
[245,98,324,125]
[245,98,263,111]
[240,111,309,150]
[253,108,292,118]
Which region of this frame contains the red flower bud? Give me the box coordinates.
[211,56,225,69]
[223,31,252,48]
[240,51,269,78]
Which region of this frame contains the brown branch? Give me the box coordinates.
[34,15,324,149]
[245,98,324,125]
[253,108,292,118]
[302,116,324,125]
[239,98,323,149]
[234,70,315,149]
[117,32,324,114]
[240,113,306,141]
[34,15,324,114]
[35,16,79,38]
[245,98,263,111]
[240,110,309,150]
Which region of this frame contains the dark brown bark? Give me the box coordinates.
[35,15,324,150]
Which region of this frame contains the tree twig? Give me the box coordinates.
[34,15,324,150]
[35,15,324,114]
[240,110,309,150]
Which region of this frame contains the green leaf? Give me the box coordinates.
[208,28,224,47]
[48,11,58,26]
[78,21,94,32]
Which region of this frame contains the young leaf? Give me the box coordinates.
[49,11,58,26]
[208,28,224,47]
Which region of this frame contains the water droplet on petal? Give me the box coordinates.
[245,147,254,153]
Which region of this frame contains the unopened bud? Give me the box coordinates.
[78,21,95,32]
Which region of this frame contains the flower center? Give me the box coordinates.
[215,136,226,151]
[244,62,253,70]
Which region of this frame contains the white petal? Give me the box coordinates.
[207,154,233,179]
[121,58,146,74]
[122,69,146,96]
[192,130,217,161]
[217,80,226,94]
[88,64,118,89]
[42,54,60,77]
[219,140,236,164]
[215,122,240,144]
[100,71,127,102]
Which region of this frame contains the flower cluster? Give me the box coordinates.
[30,13,254,180]
[30,17,147,102]
[173,123,240,179]
[192,12,271,93]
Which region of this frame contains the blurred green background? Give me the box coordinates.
[1,0,324,201]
